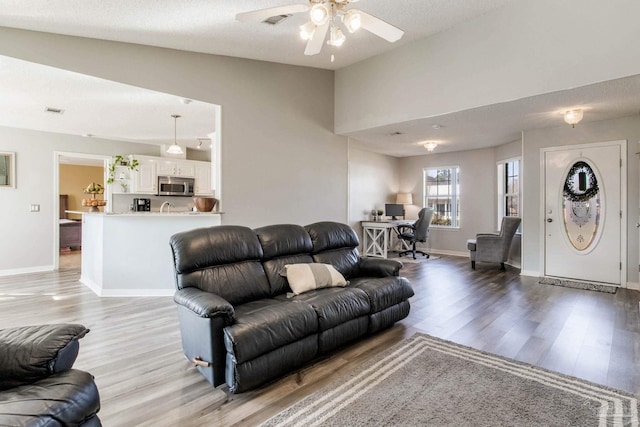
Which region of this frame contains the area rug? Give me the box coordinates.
[539,277,618,294]
[260,334,638,426]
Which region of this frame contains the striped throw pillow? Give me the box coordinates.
[281,263,348,296]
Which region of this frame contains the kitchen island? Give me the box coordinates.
[80,212,222,296]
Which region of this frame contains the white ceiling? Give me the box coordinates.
[0,1,638,157]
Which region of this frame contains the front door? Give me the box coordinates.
[544,143,622,285]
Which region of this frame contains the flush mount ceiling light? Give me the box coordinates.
[423,141,438,152]
[166,114,184,155]
[237,1,404,59]
[564,109,584,128]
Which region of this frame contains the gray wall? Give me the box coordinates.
[0,27,348,230]
[398,147,497,255]
[0,126,159,273]
[335,0,640,134]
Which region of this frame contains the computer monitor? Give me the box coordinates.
[385,203,404,220]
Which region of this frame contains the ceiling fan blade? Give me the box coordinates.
[304,21,330,56]
[358,10,404,43]
[236,4,309,23]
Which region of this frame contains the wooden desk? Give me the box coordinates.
[361,220,412,258]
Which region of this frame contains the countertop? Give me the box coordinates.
[69,210,223,216]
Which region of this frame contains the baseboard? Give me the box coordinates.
[520,270,541,277]
[0,265,54,277]
[626,282,640,291]
[427,249,467,258]
[99,289,174,297]
[80,275,103,296]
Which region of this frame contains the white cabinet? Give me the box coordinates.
[194,162,213,196]
[132,158,158,194]
[157,160,195,177]
[111,165,132,194]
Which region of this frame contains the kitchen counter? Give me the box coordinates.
[101,211,224,216]
[80,212,222,297]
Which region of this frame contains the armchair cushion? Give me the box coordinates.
[0,324,88,391]
[281,263,348,296]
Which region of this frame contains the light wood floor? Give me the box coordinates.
[1,256,639,426]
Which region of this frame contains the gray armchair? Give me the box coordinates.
[467,216,521,271]
[397,208,434,259]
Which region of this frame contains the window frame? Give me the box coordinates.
[423,165,460,229]
[497,156,521,231]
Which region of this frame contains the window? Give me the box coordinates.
[497,158,521,228]
[423,166,460,227]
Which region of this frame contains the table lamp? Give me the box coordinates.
[396,193,413,218]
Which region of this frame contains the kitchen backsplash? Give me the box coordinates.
[112,194,196,213]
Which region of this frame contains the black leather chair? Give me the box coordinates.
[397,208,434,259]
[0,324,101,426]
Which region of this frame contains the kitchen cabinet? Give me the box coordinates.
[111,165,132,194]
[131,157,157,194]
[157,160,195,177]
[194,162,213,196]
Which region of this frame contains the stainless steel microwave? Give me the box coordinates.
[157,176,194,197]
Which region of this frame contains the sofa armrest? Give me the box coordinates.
[174,287,235,324]
[358,257,403,277]
[0,324,89,391]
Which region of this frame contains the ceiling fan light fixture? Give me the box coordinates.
[343,10,361,33]
[299,21,316,40]
[166,114,184,155]
[310,3,329,25]
[327,26,346,47]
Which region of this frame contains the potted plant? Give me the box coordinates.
[107,155,140,184]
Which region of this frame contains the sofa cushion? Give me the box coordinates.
[0,324,88,391]
[256,224,315,295]
[277,286,370,330]
[223,299,318,364]
[349,277,415,313]
[305,222,361,279]
[281,263,348,296]
[0,369,101,426]
[170,226,271,305]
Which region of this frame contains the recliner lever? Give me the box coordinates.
[191,356,211,368]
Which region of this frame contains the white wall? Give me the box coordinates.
[0,126,159,274]
[0,27,348,230]
[399,147,496,255]
[348,144,399,239]
[521,116,640,283]
[335,0,640,134]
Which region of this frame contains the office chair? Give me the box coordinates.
[467,216,521,271]
[397,208,434,259]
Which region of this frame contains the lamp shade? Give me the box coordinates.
[396,193,413,205]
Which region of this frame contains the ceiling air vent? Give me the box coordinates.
[389,131,404,136]
[44,107,65,115]
[262,14,292,25]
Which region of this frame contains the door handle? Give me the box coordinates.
[547,218,553,223]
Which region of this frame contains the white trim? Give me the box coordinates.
[80,275,173,297]
[428,249,467,258]
[626,282,640,291]
[539,140,627,287]
[520,270,541,277]
[54,151,110,271]
[0,265,54,277]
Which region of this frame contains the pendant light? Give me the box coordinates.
[166,114,184,155]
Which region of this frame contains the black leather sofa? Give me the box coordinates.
[170,221,414,393]
[0,324,101,426]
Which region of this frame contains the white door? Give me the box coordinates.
[544,144,621,285]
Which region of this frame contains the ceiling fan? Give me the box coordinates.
[236,0,404,58]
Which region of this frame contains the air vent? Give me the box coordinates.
[389,131,404,136]
[44,107,65,115]
[262,14,292,25]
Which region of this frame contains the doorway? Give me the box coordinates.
[54,152,110,270]
[542,141,625,286]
